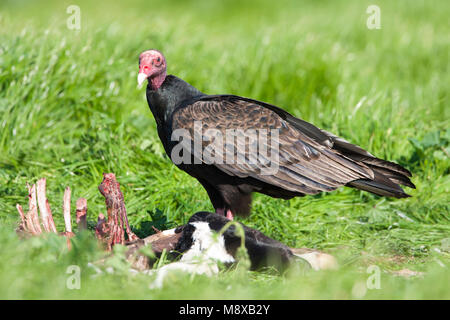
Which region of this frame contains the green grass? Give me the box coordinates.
[0,0,449,299]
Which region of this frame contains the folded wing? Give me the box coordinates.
[171,96,415,197]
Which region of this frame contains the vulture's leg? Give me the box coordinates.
[215,208,234,220]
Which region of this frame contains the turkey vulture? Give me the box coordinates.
[137,49,415,220]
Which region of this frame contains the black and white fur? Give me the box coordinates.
[174,212,294,271]
[148,212,337,288]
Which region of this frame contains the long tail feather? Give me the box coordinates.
[347,158,415,198]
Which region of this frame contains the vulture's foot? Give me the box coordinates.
[215,208,234,220]
[226,210,234,220]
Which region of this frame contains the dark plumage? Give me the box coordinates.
[138,50,415,219]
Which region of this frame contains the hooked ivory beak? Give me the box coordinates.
[137,73,148,87]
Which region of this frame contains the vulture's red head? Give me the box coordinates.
[138,49,167,90]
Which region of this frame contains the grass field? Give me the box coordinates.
[0,0,449,299]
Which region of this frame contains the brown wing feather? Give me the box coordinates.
[171,97,376,195]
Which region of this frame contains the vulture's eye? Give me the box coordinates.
[157,57,161,63]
